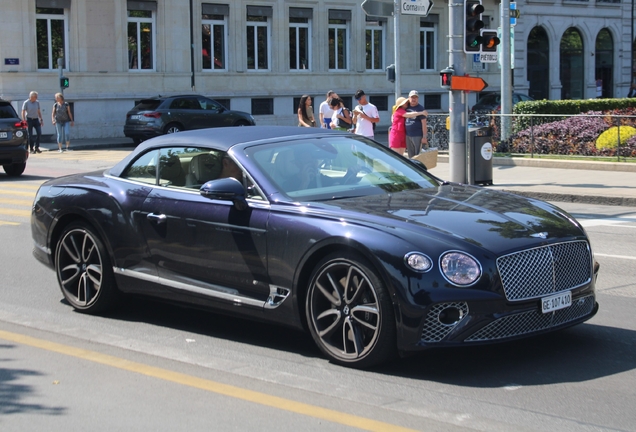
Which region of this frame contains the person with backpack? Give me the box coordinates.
[52,93,74,152]
[329,98,352,131]
[351,89,379,138]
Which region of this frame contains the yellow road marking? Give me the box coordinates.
[0,221,20,226]
[1,198,33,206]
[0,208,31,217]
[4,183,42,191]
[0,189,36,197]
[0,329,417,432]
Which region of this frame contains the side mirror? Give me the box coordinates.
[200,177,248,210]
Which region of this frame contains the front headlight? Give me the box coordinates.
[404,252,433,272]
[440,251,481,286]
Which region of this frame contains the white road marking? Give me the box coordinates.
[595,253,636,261]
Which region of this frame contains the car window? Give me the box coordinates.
[519,94,533,102]
[247,137,440,201]
[0,104,18,119]
[121,150,159,185]
[134,100,161,111]
[170,98,201,110]
[198,97,223,112]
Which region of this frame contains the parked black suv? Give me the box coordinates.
[124,95,255,145]
[0,99,28,177]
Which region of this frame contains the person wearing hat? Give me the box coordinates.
[351,89,379,138]
[404,90,429,158]
[389,96,428,155]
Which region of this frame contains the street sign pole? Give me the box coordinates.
[501,0,512,141]
[449,0,467,183]
[394,0,401,102]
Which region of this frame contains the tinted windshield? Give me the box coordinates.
[246,135,440,202]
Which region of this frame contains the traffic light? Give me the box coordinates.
[60,76,69,89]
[481,30,500,52]
[386,64,395,83]
[464,0,485,53]
[440,67,454,89]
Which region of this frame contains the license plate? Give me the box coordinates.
[0,132,7,139]
[130,115,142,120]
[541,291,572,314]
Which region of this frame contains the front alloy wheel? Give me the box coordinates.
[306,253,396,368]
[55,223,117,314]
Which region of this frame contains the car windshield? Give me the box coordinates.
[246,135,441,202]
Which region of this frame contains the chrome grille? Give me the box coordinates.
[421,302,469,342]
[497,241,592,301]
[465,295,595,342]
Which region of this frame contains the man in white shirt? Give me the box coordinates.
[319,90,337,129]
[352,89,379,138]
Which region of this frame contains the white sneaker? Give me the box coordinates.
[58,149,63,153]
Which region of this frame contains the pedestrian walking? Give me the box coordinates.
[21,91,43,154]
[52,93,74,152]
[319,90,337,129]
[329,98,352,131]
[351,89,379,138]
[297,94,316,127]
[404,90,429,158]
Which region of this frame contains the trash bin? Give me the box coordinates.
[469,126,493,185]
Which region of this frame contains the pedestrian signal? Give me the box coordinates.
[464,0,485,53]
[440,67,454,89]
[60,76,69,89]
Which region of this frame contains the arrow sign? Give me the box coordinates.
[361,0,394,17]
[450,76,489,92]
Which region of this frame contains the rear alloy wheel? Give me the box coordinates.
[306,253,396,368]
[55,223,117,314]
[164,123,183,134]
[3,163,26,177]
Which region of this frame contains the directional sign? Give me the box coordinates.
[401,0,434,16]
[450,76,488,92]
[510,2,518,26]
[361,0,394,17]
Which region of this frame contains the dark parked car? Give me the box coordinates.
[32,126,599,368]
[471,92,534,112]
[124,95,255,144]
[0,99,28,176]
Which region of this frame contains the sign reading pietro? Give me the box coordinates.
[401,0,434,16]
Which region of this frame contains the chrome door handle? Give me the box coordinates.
[147,213,167,224]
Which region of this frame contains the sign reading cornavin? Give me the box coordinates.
[401,0,434,16]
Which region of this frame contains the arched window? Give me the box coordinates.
[560,28,584,100]
[595,29,613,98]
[527,27,549,100]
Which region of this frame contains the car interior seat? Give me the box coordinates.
[159,154,186,186]
[187,153,223,187]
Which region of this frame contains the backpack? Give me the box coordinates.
[54,102,70,123]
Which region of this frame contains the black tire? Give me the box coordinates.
[132,137,142,145]
[3,163,26,177]
[305,252,396,368]
[164,123,183,134]
[55,222,118,314]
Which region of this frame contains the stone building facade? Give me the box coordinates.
[0,0,632,139]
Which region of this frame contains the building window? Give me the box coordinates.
[419,19,438,71]
[329,10,350,70]
[289,8,312,71]
[365,19,384,71]
[369,95,388,112]
[127,2,156,71]
[202,4,228,70]
[247,6,272,71]
[252,98,273,115]
[424,94,441,110]
[36,7,68,70]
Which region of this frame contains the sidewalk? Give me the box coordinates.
[37,135,636,207]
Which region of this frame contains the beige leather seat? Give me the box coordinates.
[187,153,223,187]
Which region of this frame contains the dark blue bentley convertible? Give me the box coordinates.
[31,126,599,368]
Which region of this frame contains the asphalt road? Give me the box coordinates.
[1,150,635,431]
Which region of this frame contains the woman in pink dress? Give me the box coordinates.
[389,97,426,155]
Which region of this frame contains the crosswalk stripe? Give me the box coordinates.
[5,183,42,191]
[0,208,31,217]
[0,221,20,226]
[1,198,33,206]
[0,189,36,197]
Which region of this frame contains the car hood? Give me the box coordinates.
[309,184,585,253]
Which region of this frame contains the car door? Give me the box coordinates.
[169,97,205,131]
[197,96,235,128]
[138,146,271,307]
